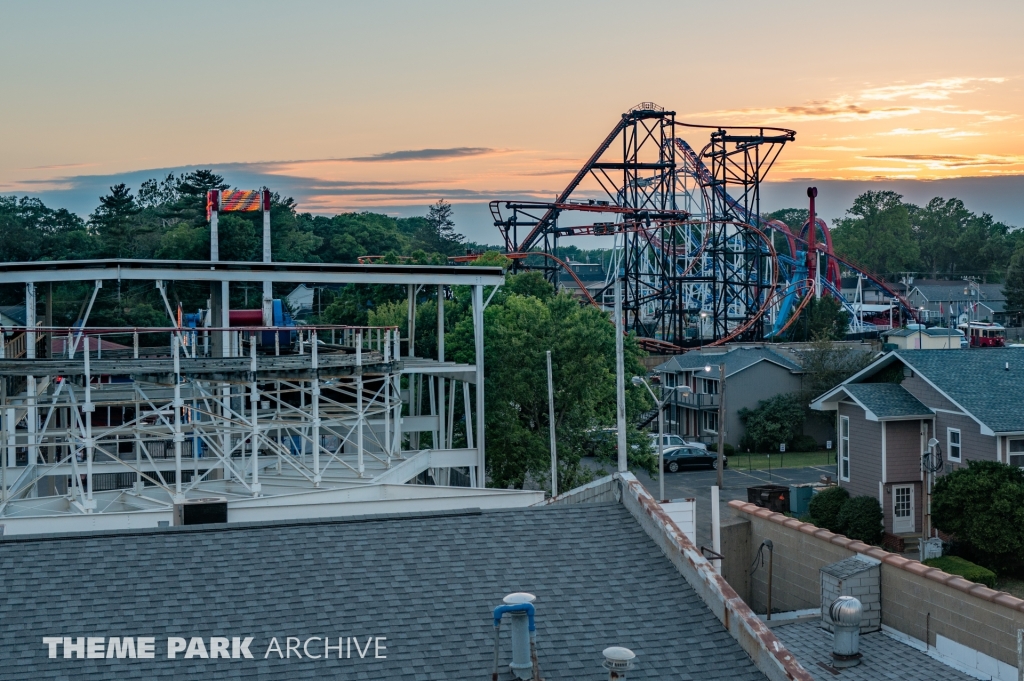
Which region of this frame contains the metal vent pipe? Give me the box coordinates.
[829,596,863,668]
[603,646,636,680]
[492,592,540,681]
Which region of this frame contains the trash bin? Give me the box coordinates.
[747,484,790,513]
[790,485,814,515]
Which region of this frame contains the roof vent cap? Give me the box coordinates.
[603,646,636,675]
[503,592,536,605]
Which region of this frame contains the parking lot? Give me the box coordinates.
[630,463,835,551]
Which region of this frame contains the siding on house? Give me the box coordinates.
[723,361,803,448]
[885,419,924,484]
[838,401,881,500]
[900,373,959,413]
[933,410,997,471]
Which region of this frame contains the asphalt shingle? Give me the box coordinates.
[0,503,767,680]
[655,346,802,376]
[843,383,932,419]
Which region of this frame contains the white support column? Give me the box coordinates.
[83,341,96,510]
[250,336,260,496]
[472,284,485,485]
[311,331,321,486]
[437,377,446,450]
[407,285,416,357]
[437,285,445,363]
[384,330,391,466]
[262,195,273,327]
[172,336,184,501]
[221,281,230,358]
[615,271,627,473]
[357,331,364,477]
[25,283,38,473]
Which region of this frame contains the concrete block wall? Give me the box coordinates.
[820,562,880,633]
[728,500,1024,670]
[543,474,619,505]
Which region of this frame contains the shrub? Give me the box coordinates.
[737,393,806,452]
[923,556,997,589]
[836,495,884,545]
[712,442,736,457]
[791,435,819,452]
[933,460,1024,575]
[807,486,849,532]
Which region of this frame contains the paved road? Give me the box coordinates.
[625,462,835,551]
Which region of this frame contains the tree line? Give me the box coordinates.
[769,190,1023,284]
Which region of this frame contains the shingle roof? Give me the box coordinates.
[886,327,963,338]
[895,348,1024,432]
[0,305,26,326]
[0,504,767,680]
[843,383,932,419]
[910,280,1005,309]
[654,347,802,376]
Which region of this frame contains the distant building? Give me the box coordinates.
[885,326,964,350]
[906,279,1007,325]
[556,261,607,302]
[654,347,804,448]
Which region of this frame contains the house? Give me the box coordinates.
[906,279,1007,325]
[556,260,607,302]
[654,347,803,448]
[0,304,26,328]
[885,326,963,350]
[0,472,809,681]
[810,348,1024,543]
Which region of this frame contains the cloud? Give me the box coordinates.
[878,128,956,136]
[345,147,501,162]
[685,76,1010,124]
[801,145,867,151]
[858,77,1007,102]
[860,154,1024,169]
[20,162,98,171]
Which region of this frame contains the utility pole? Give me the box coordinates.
[716,363,726,488]
[547,350,558,497]
[615,270,627,473]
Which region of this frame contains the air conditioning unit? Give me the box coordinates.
[173,497,228,526]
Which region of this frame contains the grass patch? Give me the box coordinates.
[923,556,997,589]
[731,451,835,471]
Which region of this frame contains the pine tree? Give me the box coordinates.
[418,199,463,255]
[1004,247,1024,326]
[90,184,141,257]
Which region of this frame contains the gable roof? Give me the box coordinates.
[814,349,1024,433]
[0,503,769,680]
[0,305,26,326]
[886,327,963,338]
[842,383,933,420]
[654,346,802,377]
[909,280,1005,311]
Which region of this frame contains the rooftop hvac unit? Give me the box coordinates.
[173,497,228,526]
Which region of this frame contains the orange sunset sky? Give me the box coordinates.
[3,1,1024,228]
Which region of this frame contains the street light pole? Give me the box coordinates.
[716,363,726,488]
[633,376,690,503]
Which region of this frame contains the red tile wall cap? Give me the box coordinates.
[863,547,889,561]
[782,518,803,529]
[944,577,976,593]
[901,561,933,577]
[829,536,854,548]
[846,541,871,553]
[797,523,819,536]
[967,585,999,602]
[812,529,836,541]
[882,554,911,568]
[991,594,1024,609]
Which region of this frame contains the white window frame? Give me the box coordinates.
[947,427,961,462]
[839,415,851,482]
[702,411,718,434]
[1008,439,1024,468]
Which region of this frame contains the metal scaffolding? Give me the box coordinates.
[0,259,509,533]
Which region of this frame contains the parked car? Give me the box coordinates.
[649,433,708,451]
[663,446,727,472]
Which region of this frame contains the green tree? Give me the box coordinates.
[798,336,874,401]
[416,199,464,256]
[786,296,850,341]
[446,276,653,490]
[737,393,806,452]
[933,460,1024,574]
[1004,247,1024,325]
[831,191,919,278]
[90,183,143,257]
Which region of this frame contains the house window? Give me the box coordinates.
[1009,439,1024,468]
[947,428,961,462]
[664,373,676,388]
[839,415,850,481]
[702,411,718,433]
[699,378,718,395]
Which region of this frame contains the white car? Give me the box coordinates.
[649,433,707,451]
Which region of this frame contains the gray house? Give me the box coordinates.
[811,348,1024,543]
[906,279,1007,325]
[654,347,803,448]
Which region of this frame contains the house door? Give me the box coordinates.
[893,485,914,534]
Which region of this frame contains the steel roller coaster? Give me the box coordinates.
[490,103,918,350]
